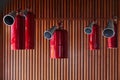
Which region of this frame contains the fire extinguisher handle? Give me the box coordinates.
[58,21,64,29]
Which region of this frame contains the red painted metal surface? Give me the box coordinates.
[11,14,25,50]
[89,24,99,50]
[107,23,117,48]
[50,28,67,58]
[25,11,35,49]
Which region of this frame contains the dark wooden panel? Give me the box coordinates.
[0,14,3,80]
[1,0,120,80]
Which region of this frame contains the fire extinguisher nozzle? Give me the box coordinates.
[3,15,14,26]
[44,31,52,40]
[103,28,115,38]
[84,27,92,35]
[3,11,16,26]
[44,26,57,40]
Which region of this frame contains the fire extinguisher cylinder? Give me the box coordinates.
[50,29,68,58]
[107,23,117,48]
[11,14,25,50]
[89,24,99,50]
[24,11,35,49]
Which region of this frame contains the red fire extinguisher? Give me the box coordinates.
[89,24,99,50]
[107,22,117,48]
[24,10,35,49]
[50,24,68,58]
[11,13,25,50]
[102,20,117,48]
[84,22,99,50]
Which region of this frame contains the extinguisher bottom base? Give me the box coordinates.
[107,47,117,49]
[25,48,34,49]
[90,48,99,50]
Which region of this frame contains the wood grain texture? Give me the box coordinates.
[1,0,120,80]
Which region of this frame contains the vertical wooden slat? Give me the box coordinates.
[107,49,110,80]
[77,20,81,80]
[118,20,120,80]
[63,20,68,80]
[26,50,30,80]
[61,59,64,80]
[39,20,41,80]
[97,20,101,80]
[88,50,91,80]
[91,51,95,80]
[43,20,47,80]
[47,20,50,80]
[35,20,39,80]
[84,20,87,80]
[81,20,84,80]
[95,50,98,80]
[18,50,22,80]
[40,20,44,80]
[66,20,70,80]
[72,20,75,80]
[15,50,19,80]
[33,50,36,80]
[30,50,33,80]
[50,20,55,80]
[23,50,27,80]
[103,20,107,80]
[69,20,73,80]
[100,20,104,80]
[7,19,10,80]
[115,49,118,80]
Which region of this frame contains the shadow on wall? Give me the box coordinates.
[0,0,11,13]
[0,14,3,79]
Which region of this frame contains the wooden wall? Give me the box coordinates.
[0,14,3,80]
[2,0,120,80]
